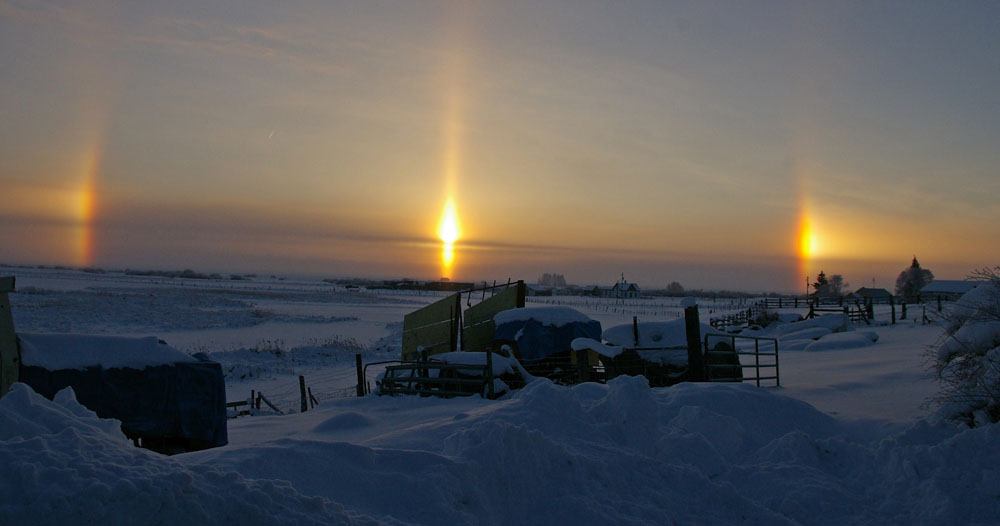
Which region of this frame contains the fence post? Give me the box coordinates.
[355,353,365,397]
[632,316,639,346]
[684,305,705,382]
[937,296,942,313]
[890,296,896,325]
[901,302,907,320]
[299,376,308,413]
[485,347,495,399]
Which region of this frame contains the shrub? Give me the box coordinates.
[932,267,1000,426]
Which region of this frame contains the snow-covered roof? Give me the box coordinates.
[855,287,892,298]
[18,333,196,371]
[920,280,984,294]
[493,306,593,327]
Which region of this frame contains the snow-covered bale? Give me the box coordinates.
[17,332,227,452]
[0,384,376,525]
[803,331,878,352]
[492,307,601,363]
[775,314,852,337]
[603,318,723,348]
[779,327,833,342]
[19,333,196,370]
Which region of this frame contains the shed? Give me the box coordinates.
[920,280,985,301]
[854,287,893,304]
[17,333,227,453]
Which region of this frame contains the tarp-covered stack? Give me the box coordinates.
[17,333,227,453]
[493,307,602,380]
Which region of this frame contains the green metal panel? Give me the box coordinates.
[0,277,18,398]
[401,294,459,361]
[401,321,455,361]
[462,282,525,351]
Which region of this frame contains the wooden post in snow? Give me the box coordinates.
[0,277,18,399]
[299,376,308,412]
[355,354,365,397]
[684,304,705,382]
[485,346,495,399]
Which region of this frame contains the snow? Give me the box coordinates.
[0,384,379,525]
[803,331,877,352]
[602,318,723,348]
[432,351,518,376]
[493,306,593,327]
[774,313,852,337]
[4,268,1000,524]
[18,332,195,370]
[570,337,622,357]
[779,326,832,342]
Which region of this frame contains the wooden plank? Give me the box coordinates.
[401,294,459,361]
[463,284,524,326]
[461,322,495,353]
[461,283,525,352]
[402,321,455,361]
[403,294,459,330]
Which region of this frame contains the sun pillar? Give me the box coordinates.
[438,198,460,278]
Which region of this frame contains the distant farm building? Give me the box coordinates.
[588,280,640,299]
[920,280,985,301]
[853,287,893,303]
[526,284,554,297]
[612,281,641,299]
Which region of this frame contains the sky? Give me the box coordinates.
[1,0,998,292]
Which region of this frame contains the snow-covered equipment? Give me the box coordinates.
[492,306,602,381]
[17,333,227,453]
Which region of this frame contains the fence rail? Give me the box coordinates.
[378,352,498,399]
[705,334,779,387]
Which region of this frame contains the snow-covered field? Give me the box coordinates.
[3,267,997,525]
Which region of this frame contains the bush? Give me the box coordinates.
[932,267,1000,426]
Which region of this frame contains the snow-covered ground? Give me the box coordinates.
[3,267,997,524]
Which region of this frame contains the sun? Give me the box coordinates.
[798,215,817,259]
[438,199,460,276]
[438,199,460,244]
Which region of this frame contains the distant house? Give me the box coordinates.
[612,281,641,299]
[853,287,893,304]
[920,280,985,302]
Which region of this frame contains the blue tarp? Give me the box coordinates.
[494,316,602,362]
[19,359,227,449]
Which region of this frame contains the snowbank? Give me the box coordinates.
[18,333,195,371]
[181,376,1000,525]
[602,318,722,348]
[0,384,379,525]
